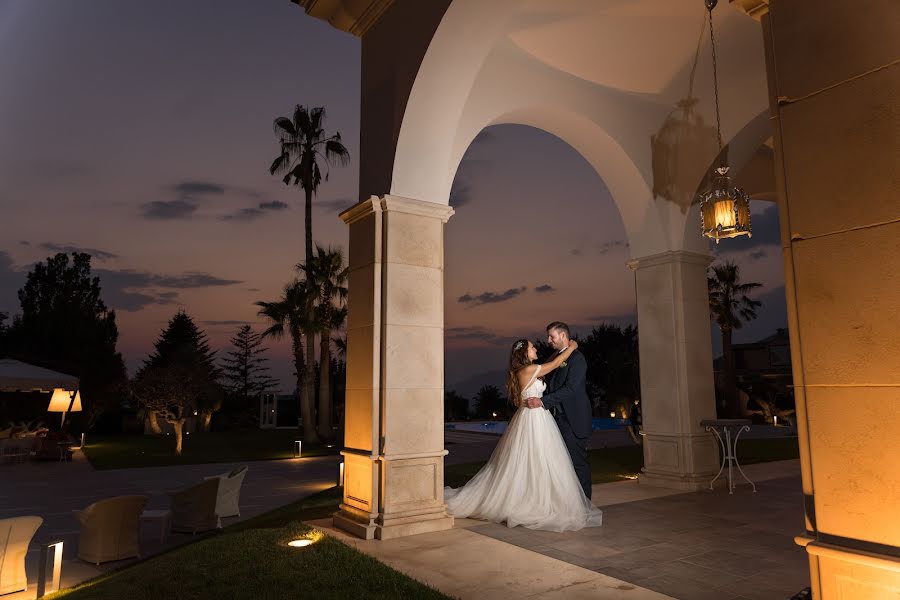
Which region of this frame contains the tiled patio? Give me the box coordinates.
[470,474,808,599]
[317,459,809,600]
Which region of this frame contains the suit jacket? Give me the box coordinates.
[541,349,592,439]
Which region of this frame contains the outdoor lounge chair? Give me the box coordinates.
[169,478,220,534]
[74,495,148,565]
[204,465,248,518]
[0,516,43,595]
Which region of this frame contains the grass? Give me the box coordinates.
[446,436,801,487]
[82,429,339,470]
[47,519,451,600]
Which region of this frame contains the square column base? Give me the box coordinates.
[639,431,719,491]
[639,470,717,491]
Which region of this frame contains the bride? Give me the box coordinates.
[444,338,603,532]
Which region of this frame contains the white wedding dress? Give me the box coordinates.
[444,366,603,532]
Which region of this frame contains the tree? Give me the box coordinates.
[299,246,348,441]
[579,324,640,417]
[444,390,469,421]
[269,106,350,446]
[257,280,316,441]
[132,363,213,455]
[7,252,126,429]
[138,311,223,435]
[0,311,8,357]
[708,260,762,417]
[221,325,279,425]
[473,385,507,419]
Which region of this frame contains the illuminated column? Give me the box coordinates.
[629,250,720,490]
[733,0,900,597]
[335,195,455,540]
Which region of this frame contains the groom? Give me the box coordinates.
[526,322,593,499]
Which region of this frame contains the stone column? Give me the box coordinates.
[335,195,455,540]
[628,250,720,490]
[731,0,900,596]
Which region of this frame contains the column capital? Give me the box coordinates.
[381,194,455,223]
[627,250,714,271]
[340,196,382,225]
[340,195,455,225]
[729,0,769,21]
[292,0,394,37]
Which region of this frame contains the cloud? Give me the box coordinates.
[221,208,264,222]
[446,325,513,346]
[535,284,555,293]
[449,182,473,208]
[141,199,197,220]
[598,240,628,254]
[259,201,288,211]
[171,181,226,197]
[94,269,242,311]
[37,243,118,261]
[749,248,767,261]
[470,130,496,147]
[458,286,527,307]
[315,197,355,213]
[221,200,292,222]
[570,239,628,257]
[142,180,254,221]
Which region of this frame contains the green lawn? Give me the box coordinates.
[47,519,450,600]
[447,436,800,487]
[83,429,339,470]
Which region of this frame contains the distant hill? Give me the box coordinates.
[448,368,507,400]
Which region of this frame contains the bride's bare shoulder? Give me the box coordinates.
[515,364,540,383]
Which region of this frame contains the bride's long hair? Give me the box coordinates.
[506,338,532,409]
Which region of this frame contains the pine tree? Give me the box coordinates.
[221,325,279,424]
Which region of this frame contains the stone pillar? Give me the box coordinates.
[733,1,900,597]
[628,251,720,490]
[335,195,455,540]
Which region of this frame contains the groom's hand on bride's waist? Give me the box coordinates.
[525,397,543,409]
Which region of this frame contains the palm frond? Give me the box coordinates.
[272,117,296,138]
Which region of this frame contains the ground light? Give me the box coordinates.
[287,530,324,548]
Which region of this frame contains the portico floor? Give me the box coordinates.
[313,460,808,600]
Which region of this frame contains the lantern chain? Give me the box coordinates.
[707,1,723,151]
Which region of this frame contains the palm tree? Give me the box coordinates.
[256,280,316,441]
[269,105,350,441]
[300,246,349,441]
[708,260,762,417]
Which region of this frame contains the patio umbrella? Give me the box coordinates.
[0,359,78,392]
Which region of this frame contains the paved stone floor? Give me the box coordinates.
[469,473,809,600]
[316,459,809,600]
[0,450,340,599]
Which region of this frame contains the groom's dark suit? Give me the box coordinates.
[541,348,592,499]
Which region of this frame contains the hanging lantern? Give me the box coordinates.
[699,166,751,243]
[699,0,752,242]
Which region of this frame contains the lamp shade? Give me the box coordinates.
[47,388,81,412]
[699,167,752,243]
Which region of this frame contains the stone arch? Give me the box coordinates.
[449,105,667,258]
